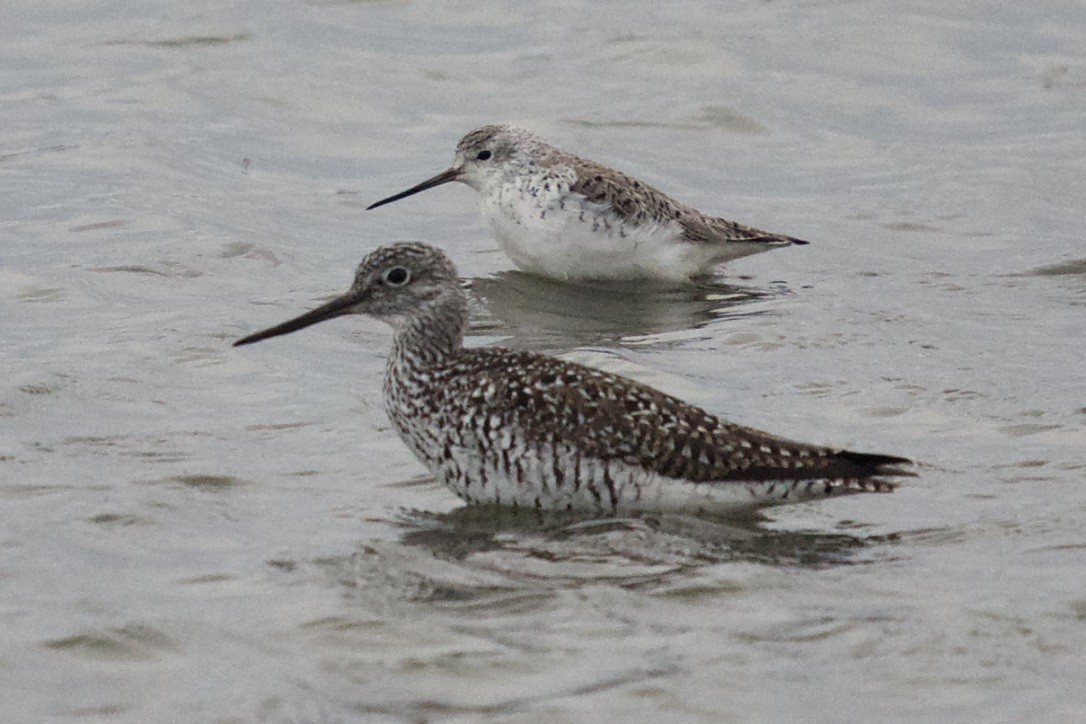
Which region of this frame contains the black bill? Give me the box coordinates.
[234,291,362,347]
[366,167,461,211]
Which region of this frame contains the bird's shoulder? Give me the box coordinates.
[554,153,686,226]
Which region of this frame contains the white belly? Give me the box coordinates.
[425,436,846,515]
[479,186,715,282]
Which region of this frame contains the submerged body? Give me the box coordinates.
[235,243,912,515]
[367,125,808,282]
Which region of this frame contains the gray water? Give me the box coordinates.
[2,1,1085,721]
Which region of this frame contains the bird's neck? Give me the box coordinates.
[388,289,468,373]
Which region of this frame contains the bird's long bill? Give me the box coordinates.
[234,291,362,347]
[366,167,460,210]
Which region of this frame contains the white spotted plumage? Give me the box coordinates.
[367,125,810,282]
[236,242,913,515]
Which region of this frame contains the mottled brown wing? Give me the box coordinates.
[565,155,692,226]
[564,153,809,248]
[451,349,911,485]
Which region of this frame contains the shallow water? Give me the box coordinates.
[2,1,1085,721]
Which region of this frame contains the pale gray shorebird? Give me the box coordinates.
[366,125,809,282]
[235,242,912,515]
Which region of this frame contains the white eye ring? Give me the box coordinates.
[382,266,411,286]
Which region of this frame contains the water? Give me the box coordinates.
[2,1,1084,720]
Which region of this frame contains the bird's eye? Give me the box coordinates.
[382,266,410,286]
[476,150,492,161]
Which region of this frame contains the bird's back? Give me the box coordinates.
[563,153,809,260]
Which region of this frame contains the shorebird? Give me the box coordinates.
[235,242,912,515]
[366,125,809,282]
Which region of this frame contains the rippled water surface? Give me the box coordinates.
[3,1,1085,721]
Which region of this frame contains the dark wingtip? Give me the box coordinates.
[790,237,810,246]
[838,451,916,479]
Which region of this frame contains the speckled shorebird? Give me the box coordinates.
[366,125,808,282]
[235,243,911,514]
